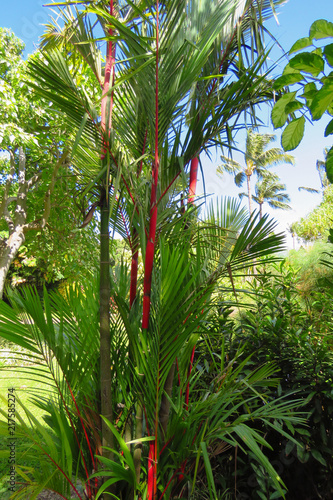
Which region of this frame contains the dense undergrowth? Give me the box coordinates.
[199,252,333,499]
[1,242,333,499]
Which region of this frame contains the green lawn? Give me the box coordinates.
[0,365,54,499]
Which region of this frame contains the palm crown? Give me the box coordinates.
[218,128,295,214]
[240,172,292,218]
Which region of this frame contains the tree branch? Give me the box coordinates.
[26,172,42,190]
[3,201,16,235]
[0,151,16,220]
[24,149,69,232]
[14,147,27,227]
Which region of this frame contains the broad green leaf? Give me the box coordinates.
[271,92,297,128]
[281,116,305,151]
[285,100,303,114]
[271,491,286,500]
[309,81,333,120]
[273,72,304,90]
[311,449,327,466]
[309,19,333,40]
[325,146,333,183]
[302,82,317,97]
[283,63,299,75]
[302,82,318,108]
[285,440,295,456]
[324,118,333,136]
[297,444,310,463]
[289,52,324,76]
[295,427,311,437]
[289,37,312,54]
[323,43,333,67]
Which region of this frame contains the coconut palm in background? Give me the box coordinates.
[240,172,291,219]
[0,1,305,499]
[218,129,295,215]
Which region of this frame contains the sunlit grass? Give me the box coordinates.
[0,365,56,499]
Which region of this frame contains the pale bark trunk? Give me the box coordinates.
[0,147,68,299]
[0,229,25,299]
[0,148,27,299]
[246,174,253,216]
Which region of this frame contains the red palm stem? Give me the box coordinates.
[188,157,199,204]
[142,0,159,331]
[185,345,195,410]
[66,381,96,471]
[146,4,160,495]
[52,376,93,497]
[101,0,115,159]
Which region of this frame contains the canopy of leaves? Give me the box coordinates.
[0,29,100,290]
[271,19,333,180]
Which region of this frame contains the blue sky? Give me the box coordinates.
[2,0,333,247]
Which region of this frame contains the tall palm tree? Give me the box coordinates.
[240,172,292,218]
[218,129,295,215]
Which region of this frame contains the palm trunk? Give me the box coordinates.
[133,387,143,485]
[101,1,115,157]
[142,0,160,331]
[259,202,263,220]
[144,3,160,498]
[188,157,199,204]
[157,157,199,448]
[246,174,253,216]
[130,243,139,307]
[99,188,114,457]
[159,360,176,446]
[99,0,115,466]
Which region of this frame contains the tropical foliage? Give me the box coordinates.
[1,2,328,500]
[271,18,333,169]
[292,184,333,241]
[229,259,333,498]
[0,29,98,298]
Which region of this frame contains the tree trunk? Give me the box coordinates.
[159,360,176,446]
[134,386,144,485]
[0,147,68,299]
[188,157,199,204]
[99,188,114,458]
[99,0,115,477]
[0,230,25,299]
[246,174,253,216]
